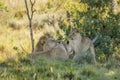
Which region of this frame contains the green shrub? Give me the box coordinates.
[60,0,120,61]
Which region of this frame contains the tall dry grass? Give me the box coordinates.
[0,0,68,62]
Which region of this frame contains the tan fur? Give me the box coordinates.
[42,38,73,60]
[29,37,72,60]
[35,33,53,52]
[68,28,97,62]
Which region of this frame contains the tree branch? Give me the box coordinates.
[24,0,36,53]
[24,0,31,20]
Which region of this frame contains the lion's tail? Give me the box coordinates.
[92,35,98,43]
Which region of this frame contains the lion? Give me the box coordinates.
[42,37,73,60]
[35,33,53,52]
[68,28,98,63]
[29,37,73,61]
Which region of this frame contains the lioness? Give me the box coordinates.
[29,37,73,60]
[68,28,98,63]
[43,37,73,60]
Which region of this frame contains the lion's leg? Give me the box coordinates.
[73,52,81,63]
[90,44,96,63]
[73,53,78,61]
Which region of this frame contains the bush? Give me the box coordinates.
[57,0,120,61]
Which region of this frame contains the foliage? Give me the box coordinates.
[117,0,120,4]
[58,0,120,60]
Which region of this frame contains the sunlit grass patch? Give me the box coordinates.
[0,26,40,62]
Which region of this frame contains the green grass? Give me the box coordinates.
[0,55,120,80]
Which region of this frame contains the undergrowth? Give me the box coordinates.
[0,55,120,80]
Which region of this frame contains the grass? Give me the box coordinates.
[0,25,120,80]
[0,25,46,62]
[0,55,120,80]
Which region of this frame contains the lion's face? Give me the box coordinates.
[47,38,57,48]
[68,28,81,40]
[35,33,53,52]
[43,37,58,51]
[65,41,73,55]
[67,28,83,56]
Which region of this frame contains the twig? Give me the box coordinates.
[24,0,36,53]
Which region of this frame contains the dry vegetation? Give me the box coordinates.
[0,0,67,61]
